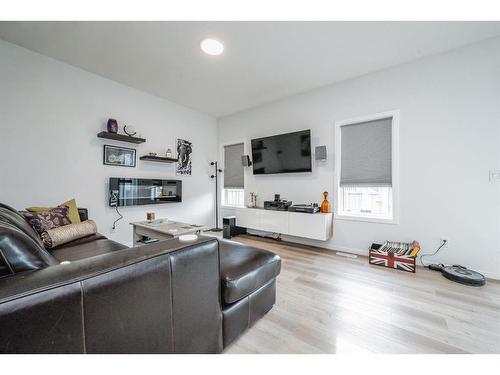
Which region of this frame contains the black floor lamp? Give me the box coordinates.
[208,161,223,232]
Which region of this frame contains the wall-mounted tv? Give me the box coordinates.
[251,129,312,175]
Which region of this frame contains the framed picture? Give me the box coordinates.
[176,138,192,175]
[103,145,136,167]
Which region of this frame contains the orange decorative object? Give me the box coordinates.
[320,191,330,213]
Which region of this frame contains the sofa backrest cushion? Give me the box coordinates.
[0,207,45,247]
[0,204,90,277]
[0,222,58,277]
[0,203,19,214]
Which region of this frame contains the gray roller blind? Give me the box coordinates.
[224,143,244,188]
[340,117,392,187]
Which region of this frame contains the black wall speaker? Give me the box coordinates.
[241,155,252,166]
[315,146,327,161]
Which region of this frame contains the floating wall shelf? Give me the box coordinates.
[140,155,178,163]
[97,131,146,144]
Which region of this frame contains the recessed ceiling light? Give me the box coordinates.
[200,38,224,56]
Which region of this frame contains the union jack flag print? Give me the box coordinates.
[369,249,416,273]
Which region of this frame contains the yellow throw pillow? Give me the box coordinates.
[26,198,81,224]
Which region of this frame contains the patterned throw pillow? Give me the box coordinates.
[42,220,97,249]
[26,198,81,224]
[21,205,71,236]
[41,220,97,249]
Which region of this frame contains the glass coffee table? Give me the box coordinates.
[130,219,208,245]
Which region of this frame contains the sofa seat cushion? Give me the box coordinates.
[50,235,128,262]
[219,239,281,304]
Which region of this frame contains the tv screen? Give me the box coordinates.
[251,130,312,175]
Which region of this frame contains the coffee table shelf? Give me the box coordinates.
[131,219,207,245]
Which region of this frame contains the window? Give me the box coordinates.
[339,186,392,219]
[222,143,245,207]
[222,188,245,207]
[335,112,399,223]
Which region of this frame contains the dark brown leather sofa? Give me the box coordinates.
[0,203,281,353]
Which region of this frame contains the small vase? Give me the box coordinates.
[107,118,118,133]
[320,191,330,213]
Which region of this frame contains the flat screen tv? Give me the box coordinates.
[251,129,312,175]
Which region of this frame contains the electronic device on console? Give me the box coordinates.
[288,203,320,214]
[264,194,292,211]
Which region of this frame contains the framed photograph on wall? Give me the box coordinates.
[103,145,136,167]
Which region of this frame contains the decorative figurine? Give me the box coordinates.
[123,125,137,137]
[247,192,258,208]
[166,148,173,158]
[107,118,118,133]
[320,191,331,213]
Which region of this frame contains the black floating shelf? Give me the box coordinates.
[140,155,178,163]
[97,131,146,144]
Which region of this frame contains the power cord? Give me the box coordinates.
[112,205,123,230]
[420,239,447,267]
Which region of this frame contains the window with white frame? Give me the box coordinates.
[222,143,245,207]
[336,113,398,222]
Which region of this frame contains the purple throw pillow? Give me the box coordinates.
[21,205,72,236]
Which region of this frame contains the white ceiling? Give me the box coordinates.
[1,21,499,117]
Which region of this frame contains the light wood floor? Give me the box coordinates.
[223,236,500,354]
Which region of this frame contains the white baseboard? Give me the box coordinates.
[255,233,500,281]
[327,245,367,257]
[318,244,500,281]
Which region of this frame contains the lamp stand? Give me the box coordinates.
[207,161,223,232]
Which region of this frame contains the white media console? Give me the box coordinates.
[233,207,333,241]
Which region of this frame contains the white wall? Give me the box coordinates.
[219,37,500,278]
[0,40,218,246]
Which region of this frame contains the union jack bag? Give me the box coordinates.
[369,244,416,273]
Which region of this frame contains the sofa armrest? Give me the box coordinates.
[0,236,222,353]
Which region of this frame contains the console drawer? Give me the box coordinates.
[234,208,260,229]
[288,212,332,241]
[259,210,288,234]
